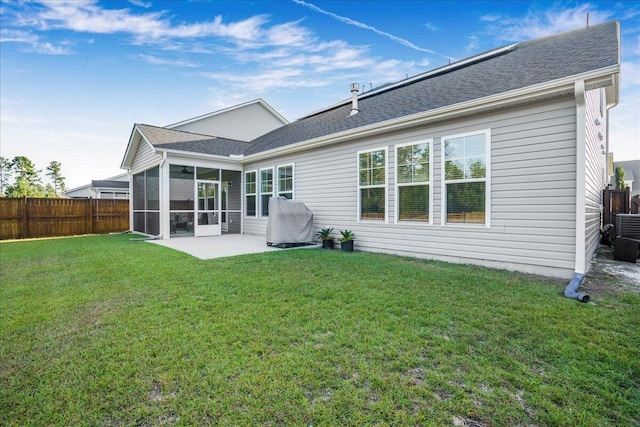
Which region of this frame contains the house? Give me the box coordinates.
[120,21,620,280]
[65,173,129,199]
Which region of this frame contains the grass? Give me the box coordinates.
[1,234,639,426]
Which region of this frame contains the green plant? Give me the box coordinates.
[338,229,355,242]
[315,227,334,240]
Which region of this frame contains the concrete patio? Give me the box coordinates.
[148,234,319,260]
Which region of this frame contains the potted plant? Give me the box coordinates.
[339,230,355,252]
[315,227,335,249]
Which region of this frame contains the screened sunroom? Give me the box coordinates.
[131,162,242,239]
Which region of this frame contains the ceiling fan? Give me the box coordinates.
[181,166,194,175]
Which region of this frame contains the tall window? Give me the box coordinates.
[358,148,387,221]
[132,166,160,235]
[260,168,274,217]
[245,171,257,217]
[396,141,432,222]
[277,164,294,199]
[442,129,490,225]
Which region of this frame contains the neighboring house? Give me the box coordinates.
[610,160,640,197]
[121,21,620,279]
[66,173,130,199]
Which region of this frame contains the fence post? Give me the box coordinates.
[88,197,94,234]
[21,196,28,239]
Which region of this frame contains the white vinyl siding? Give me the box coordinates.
[243,96,578,278]
[131,138,161,173]
[245,170,257,217]
[277,164,294,199]
[396,140,433,224]
[170,102,284,142]
[442,129,490,226]
[259,167,274,217]
[358,147,387,222]
[583,88,608,273]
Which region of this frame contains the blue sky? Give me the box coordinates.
[1,0,639,190]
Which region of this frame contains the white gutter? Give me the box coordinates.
[153,147,244,163]
[244,65,620,163]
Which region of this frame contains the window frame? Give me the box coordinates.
[277,163,295,200]
[259,167,275,218]
[395,139,433,225]
[244,170,257,218]
[357,147,388,223]
[440,129,491,227]
[131,166,160,236]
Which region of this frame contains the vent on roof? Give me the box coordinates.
[350,83,360,116]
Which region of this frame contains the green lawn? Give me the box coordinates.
[1,234,638,426]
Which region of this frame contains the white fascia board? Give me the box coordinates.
[120,125,140,169]
[243,64,620,163]
[120,124,157,169]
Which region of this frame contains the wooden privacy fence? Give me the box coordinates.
[602,187,630,226]
[0,197,129,240]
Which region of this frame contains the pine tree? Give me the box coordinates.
[46,161,66,197]
[5,156,45,197]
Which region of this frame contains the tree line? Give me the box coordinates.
[0,156,66,198]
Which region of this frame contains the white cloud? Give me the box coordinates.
[424,22,438,32]
[610,93,640,160]
[0,28,72,54]
[137,54,201,68]
[14,1,271,46]
[0,29,37,43]
[0,111,45,125]
[292,0,442,56]
[464,35,480,54]
[128,0,152,8]
[621,61,640,87]
[484,3,614,42]
[480,14,501,22]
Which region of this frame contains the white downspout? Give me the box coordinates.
[127,169,133,233]
[574,80,587,274]
[565,80,590,302]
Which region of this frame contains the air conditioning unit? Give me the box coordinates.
[616,214,640,239]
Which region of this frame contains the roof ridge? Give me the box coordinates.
[137,123,230,140]
[296,21,618,122]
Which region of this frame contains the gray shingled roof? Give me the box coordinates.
[92,180,129,189]
[136,124,249,156]
[134,21,618,158]
[244,21,618,155]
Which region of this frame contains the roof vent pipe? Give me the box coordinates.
[350,83,359,116]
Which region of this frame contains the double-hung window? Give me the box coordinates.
[358,148,387,221]
[442,129,490,225]
[245,171,257,217]
[260,167,274,217]
[396,140,432,223]
[277,164,294,200]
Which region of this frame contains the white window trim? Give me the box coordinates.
[259,167,275,218]
[440,129,491,228]
[276,163,295,200]
[244,169,257,218]
[394,139,434,226]
[357,147,388,223]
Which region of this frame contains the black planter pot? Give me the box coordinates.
[322,239,334,250]
[341,240,354,252]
